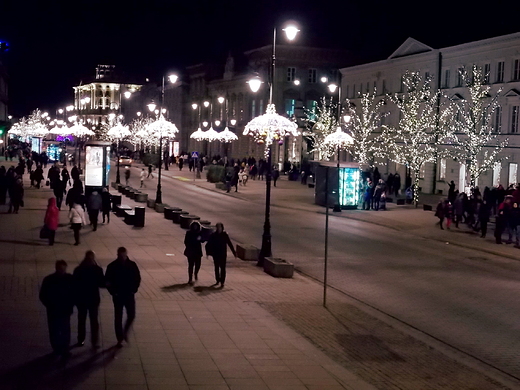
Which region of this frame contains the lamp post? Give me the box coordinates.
[243,24,300,265]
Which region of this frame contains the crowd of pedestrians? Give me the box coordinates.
[435,181,520,247]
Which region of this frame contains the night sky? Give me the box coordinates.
[2,0,520,116]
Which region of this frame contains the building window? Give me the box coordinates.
[494,107,502,132]
[493,162,501,186]
[443,69,450,88]
[308,69,317,83]
[483,63,490,84]
[285,99,296,117]
[373,81,377,93]
[259,99,264,115]
[512,106,520,133]
[497,61,505,83]
[513,59,520,81]
[306,100,317,121]
[440,158,447,180]
[251,100,256,119]
[457,67,464,87]
[509,163,518,186]
[287,67,296,82]
[382,80,387,94]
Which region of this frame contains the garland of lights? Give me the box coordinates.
[216,127,238,143]
[303,97,338,161]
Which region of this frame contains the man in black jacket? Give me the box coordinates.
[39,260,75,357]
[105,247,141,347]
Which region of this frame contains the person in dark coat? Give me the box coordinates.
[495,196,512,244]
[205,223,237,288]
[105,247,141,347]
[48,164,60,189]
[393,173,401,197]
[71,165,80,182]
[478,200,491,238]
[0,166,6,204]
[33,165,44,189]
[39,260,75,357]
[8,174,24,214]
[101,187,112,223]
[448,180,456,204]
[73,251,105,347]
[272,165,280,187]
[178,157,184,171]
[184,222,204,284]
[61,167,71,189]
[44,197,60,245]
[435,199,446,230]
[53,178,67,210]
[86,190,102,231]
[230,164,240,192]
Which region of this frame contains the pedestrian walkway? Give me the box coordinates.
[1,165,517,389]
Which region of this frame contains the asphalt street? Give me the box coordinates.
[126,165,520,382]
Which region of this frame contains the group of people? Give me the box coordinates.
[39,247,140,357]
[361,169,402,211]
[436,182,520,246]
[0,165,25,213]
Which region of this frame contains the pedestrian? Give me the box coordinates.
[43,197,60,246]
[61,167,71,189]
[363,178,373,210]
[33,165,44,189]
[205,222,237,288]
[73,250,105,348]
[230,163,239,192]
[53,178,66,210]
[453,192,465,228]
[448,180,456,204]
[495,196,512,244]
[105,247,141,347]
[140,168,146,188]
[510,202,520,247]
[393,173,401,197]
[147,164,154,178]
[68,201,86,245]
[373,179,386,211]
[478,200,490,238]
[124,167,130,186]
[7,173,24,214]
[184,222,204,284]
[86,190,102,231]
[435,199,446,230]
[178,157,184,171]
[101,187,112,224]
[272,165,280,187]
[71,165,80,182]
[48,164,60,189]
[443,199,453,230]
[0,166,6,204]
[39,260,74,357]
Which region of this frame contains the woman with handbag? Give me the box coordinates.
[68,201,86,245]
[205,223,237,288]
[43,197,60,245]
[184,222,203,284]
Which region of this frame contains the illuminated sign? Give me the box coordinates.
[85,146,104,186]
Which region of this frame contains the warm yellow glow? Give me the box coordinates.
[85,97,91,103]
[137,111,142,117]
[124,91,132,99]
[343,115,351,123]
[320,76,328,83]
[58,109,64,114]
[66,105,74,111]
[294,79,300,86]
[215,120,221,126]
[202,121,208,127]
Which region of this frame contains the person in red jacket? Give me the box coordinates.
[44,197,60,245]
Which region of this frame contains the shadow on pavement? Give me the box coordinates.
[193,285,224,295]
[162,283,191,291]
[0,239,48,246]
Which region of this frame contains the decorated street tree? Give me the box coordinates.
[343,91,387,168]
[449,65,507,191]
[303,97,338,161]
[379,71,453,205]
[130,117,155,151]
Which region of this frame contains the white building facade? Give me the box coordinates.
[340,32,520,195]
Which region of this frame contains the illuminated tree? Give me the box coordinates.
[303,97,338,160]
[344,91,387,168]
[379,71,453,205]
[449,65,507,191]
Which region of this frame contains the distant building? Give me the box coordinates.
[340,32,520,194]
[73,65,143,130]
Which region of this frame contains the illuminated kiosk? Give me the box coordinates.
[314,161,361,210]
[84,141,111,193]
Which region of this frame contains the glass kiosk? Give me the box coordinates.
[314,162,361,209]
[84,141,111,191]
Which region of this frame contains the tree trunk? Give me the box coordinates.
[413,168,421,207]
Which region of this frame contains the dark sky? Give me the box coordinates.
[2,0,520,116]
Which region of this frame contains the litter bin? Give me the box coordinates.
[134,207,145,227]
[111,195,122,211]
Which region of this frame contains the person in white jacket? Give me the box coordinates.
[68,202,86,245]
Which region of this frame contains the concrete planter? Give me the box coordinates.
[263,257,294,278]
[147,198,156,208]
[155,203,165,213]
[135,193,148,203]
[215,182,227,190]
[236,244,260,261]
[180,214,201,229]
[172,211,189,224]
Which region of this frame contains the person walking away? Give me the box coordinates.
[71,165,80,182]
[48,164,60,189]
[124,167,130,186]
[373,179,385,211]
[39,260,74,357]
[393,173,401,197]
[147,164,154,178]
[44,197,60,246]
[205,223,237,288]
[184,222,204,284]
[443,199,453,230]
[230,163,239,192]
[478,200,490,238]
[453,193,465,228]
[272,165,280,187]
[101,187,112,223]
[140,168,146,188]
[87,190,102,231]
[448,180,456,204]
[68,201,86,245]
[105,247,141,347]
[61,167,71,189]
[495,196,512,244]
[510,201,520,247]
[8,174,24,214]
[33,165,44,189]
[178,157,184,171]
[73,251,105,348]
[435,199,446,230]
[53,178,66,210]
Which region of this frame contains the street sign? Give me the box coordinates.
[191,151,199,158]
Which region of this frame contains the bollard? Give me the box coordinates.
[134,207,145,227]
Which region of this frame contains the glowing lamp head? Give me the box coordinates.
[282,25,300,41]
[168,74,178,83]
[328,83,338,94]
[80,98,85,105]
[108,113,116,120]
[118,114,124,119]
[161,108,166,114]
[84,97,91,103]
[247,77,263,93]
[7,115,12,119]
[192,103,198,110]
[154,109,159,115]
[294,79,300,86]
[215,120,221,126]
[147,103,156,112]
[42,112,48,117]
[203,101,210,108]
[343,115,351,123]
[320,76,328,83]
[66,105,74,111]
[58,109,64,114]
[217,96,225,104]
[136,111,142,117]
[230,119,237,126]
[124,91,132,99]
[202,121,208,127]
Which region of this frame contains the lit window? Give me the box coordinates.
[440,158,446,180]
[285,99,296,117]
[457,67,464,87]
[306,100,317,121]
[251,100,256,119]
[493,162,501,186]
[511,106,519,133]
[509,163,518,186]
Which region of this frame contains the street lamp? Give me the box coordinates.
[244,22,300,265]
[124,91,132,99]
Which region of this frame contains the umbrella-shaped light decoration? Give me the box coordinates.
[190,127,206,141]
[216,127,238,143]
[27,122,49,137]
[107,123,131,140]
[323,127,354,150]
[8,118,28,137]
[146,115,179,139]
[49,125,70,136]
[70,123,95,137]
[243,103,299,157]
[203,127,219,141]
